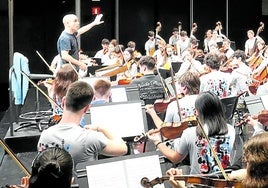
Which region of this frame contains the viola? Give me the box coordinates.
[140,175,242,188]
[153,94,185,113]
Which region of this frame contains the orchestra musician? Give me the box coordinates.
[252,46,268,77]
[91,78,112,105]
[203,29,213,54]
[130,56,165,105]
[176,30,191,57]
[176,49,204,77]
[57,14,104,73]
[157,44,181,79]
[95,44,124,80]
[116,47,138,82]
[245,27,264,59]
[101,41,119,66]
[147,91,236,175]
[41,64,78,117]
[93,38,110,64]
[189,38,205,63]
[145,30,157,56]
[168,27,180,51]
[145,71,200,130]
[9,147,74,188]
[166,132,268,188]
[127,40,142,60]
[246,39,267,70]
[199,53,231,98]
[37,81,128,166]
[130,56,166,130]
[229,50,252,97]
[153,39,167,69]
[220,38,234,60]
[251,47,268,95]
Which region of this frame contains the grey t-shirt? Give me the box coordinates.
[38,123,108,165]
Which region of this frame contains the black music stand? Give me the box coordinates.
[9,52,54,135]
[75,151,170,188]
[171,61,182,73]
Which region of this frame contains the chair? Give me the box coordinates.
[9,52,54,135]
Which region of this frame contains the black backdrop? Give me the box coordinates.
[0,0,267,111]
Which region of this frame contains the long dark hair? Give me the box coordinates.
[29,147,73,188]
[195,91,228,136]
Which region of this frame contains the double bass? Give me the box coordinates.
[247,22,265,58]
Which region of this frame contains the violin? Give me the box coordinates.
[37,78,54,86]
[140,175,242,188]
[117,72,144,85]
[48,114,62,127]
[236,110,268,127]
[153,93,185,113]
[133,116,197,142]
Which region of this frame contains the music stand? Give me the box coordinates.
[87,65,107,76]
[75,151,165,188]
[85,100,148,141]
[244,95,265,115]
[110,84,140,102]
[171,61,182,73]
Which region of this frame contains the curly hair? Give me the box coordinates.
[242,132,268,187]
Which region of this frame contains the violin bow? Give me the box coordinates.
[169,65,182,121]
[67,61,83,80]
[196,117,229,180]
[156,67,170,98]
[0,138,31,176]
[20,70,63,111]
[36,50,55,75]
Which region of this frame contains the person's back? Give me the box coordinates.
[38,81,128,166]
[91,78,112,105]
[200,53,231,98]
[148,91,235,175]
[130,56,165,105]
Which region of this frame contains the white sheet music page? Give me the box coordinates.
[86,154,164,188]
[261,95,268,110]
[90,102,145,138]
[110,87,128,102]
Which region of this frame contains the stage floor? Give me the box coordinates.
[0,86,51,185]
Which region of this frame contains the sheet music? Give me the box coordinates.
[110,87,128,102]
[86,155,164,188]
[260,95,268,110]
[90,102,145,138]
